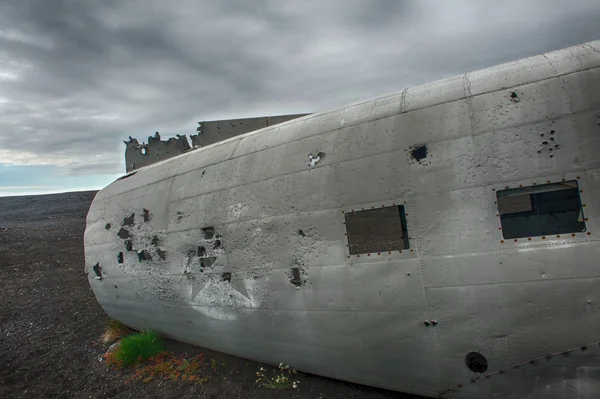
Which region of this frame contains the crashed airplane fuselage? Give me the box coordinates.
[84,40,600,399]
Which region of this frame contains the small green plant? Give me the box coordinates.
[106,330,164,367]
[256,363,300,389]
[101,319,132,344]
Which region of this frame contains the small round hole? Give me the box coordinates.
[466,352,488,373]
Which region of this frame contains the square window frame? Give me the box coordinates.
[340,199,416,260]
[490,173,593,245]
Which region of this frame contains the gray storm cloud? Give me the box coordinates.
[0,0,599,175]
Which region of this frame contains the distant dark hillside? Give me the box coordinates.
[0,191,98,223]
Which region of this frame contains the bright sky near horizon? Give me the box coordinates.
[1,0,600,197]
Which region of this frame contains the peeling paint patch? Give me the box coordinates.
[142,208,151,222]
[201,257,217,268]
[156,248,167,260]
[197,246,207,257]
[117,228,131,239]
[123,213,135,226]
[137,250,152,261]
[124,240,133,251]
[308,152,325,168]
[117,252,124,264]
[221,272,231,283]
[213,240,222,250]
[92,263,102,280]
[151,235,160,246]
[290,267,303,287]
[202,227,215,239]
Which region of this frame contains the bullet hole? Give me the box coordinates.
[538,150,542,153]
[114,285,118,289]
[298,230,305,237]
[550,137,555,141]
[176,211,184,221]
[123,213,135,227]
[550,130,555,134]
[510,91,520,103]
[410,145,428,163]
[466,352,488,373]
[156,249,167,260]
[542,141,548,145]
[118,228,131,239]
[92,263,102,280]
[549,148,553,152]
[541,133,544,137]
[202,227,215,239]
[201,257,216,268]
[197,246,206,257]
[142,208,151,222]
[202,170,206,176]
[431,320,438,326]
[221,272,231,283]
[137,250,152,261]
[555,145,560,149]
[117,252,124,264]
[151,235,160,246]
[213,240,222,250]
[124,240,133,252]
[290,267,302,287]
[424,320,430,326]
[105,223,111,230]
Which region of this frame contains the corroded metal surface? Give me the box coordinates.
[84,40,600,398]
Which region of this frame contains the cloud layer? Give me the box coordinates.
[1,0,600,178]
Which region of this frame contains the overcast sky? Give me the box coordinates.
[1,0,600,196]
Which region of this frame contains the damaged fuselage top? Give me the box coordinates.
[84,40,600,399]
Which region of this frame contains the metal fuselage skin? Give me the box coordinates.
[85,40,600,398]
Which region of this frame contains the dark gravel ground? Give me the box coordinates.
[0,191,425,399]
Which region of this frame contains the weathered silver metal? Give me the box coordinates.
[84,39,600,398]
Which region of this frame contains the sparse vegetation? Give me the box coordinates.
[101,319,132,344]
[105,330,164,367]
[125,351,209,384]
[256,363,300,389]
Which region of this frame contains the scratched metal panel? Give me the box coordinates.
[425,285,512,358]
[563,68,600,113]
[222,209,344,272]
[370,91,403,120]
[333,117,402,163]
[576,112,600,171]
[471,116,581,184]
[466,55,556,96]
[227,130,337,185]
[169,137,240,173]
[336,151,414,206]
[404,75,465,111]
[396,99,473,147]
[405,135,481,193]
[232,120,308,158]
[471,77,572,135]
[587,168,600,232]
[422,243,600,288]
[345,259,426,311]
[413,187,497,256]
[362,352,439,394]
[339,100,376,128]
[544,42,600,75]
[354,311,435,354]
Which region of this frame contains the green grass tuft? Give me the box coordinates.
[113,330,165,367]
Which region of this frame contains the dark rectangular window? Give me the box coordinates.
[497,181,586,239]
[345,205,409,255]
